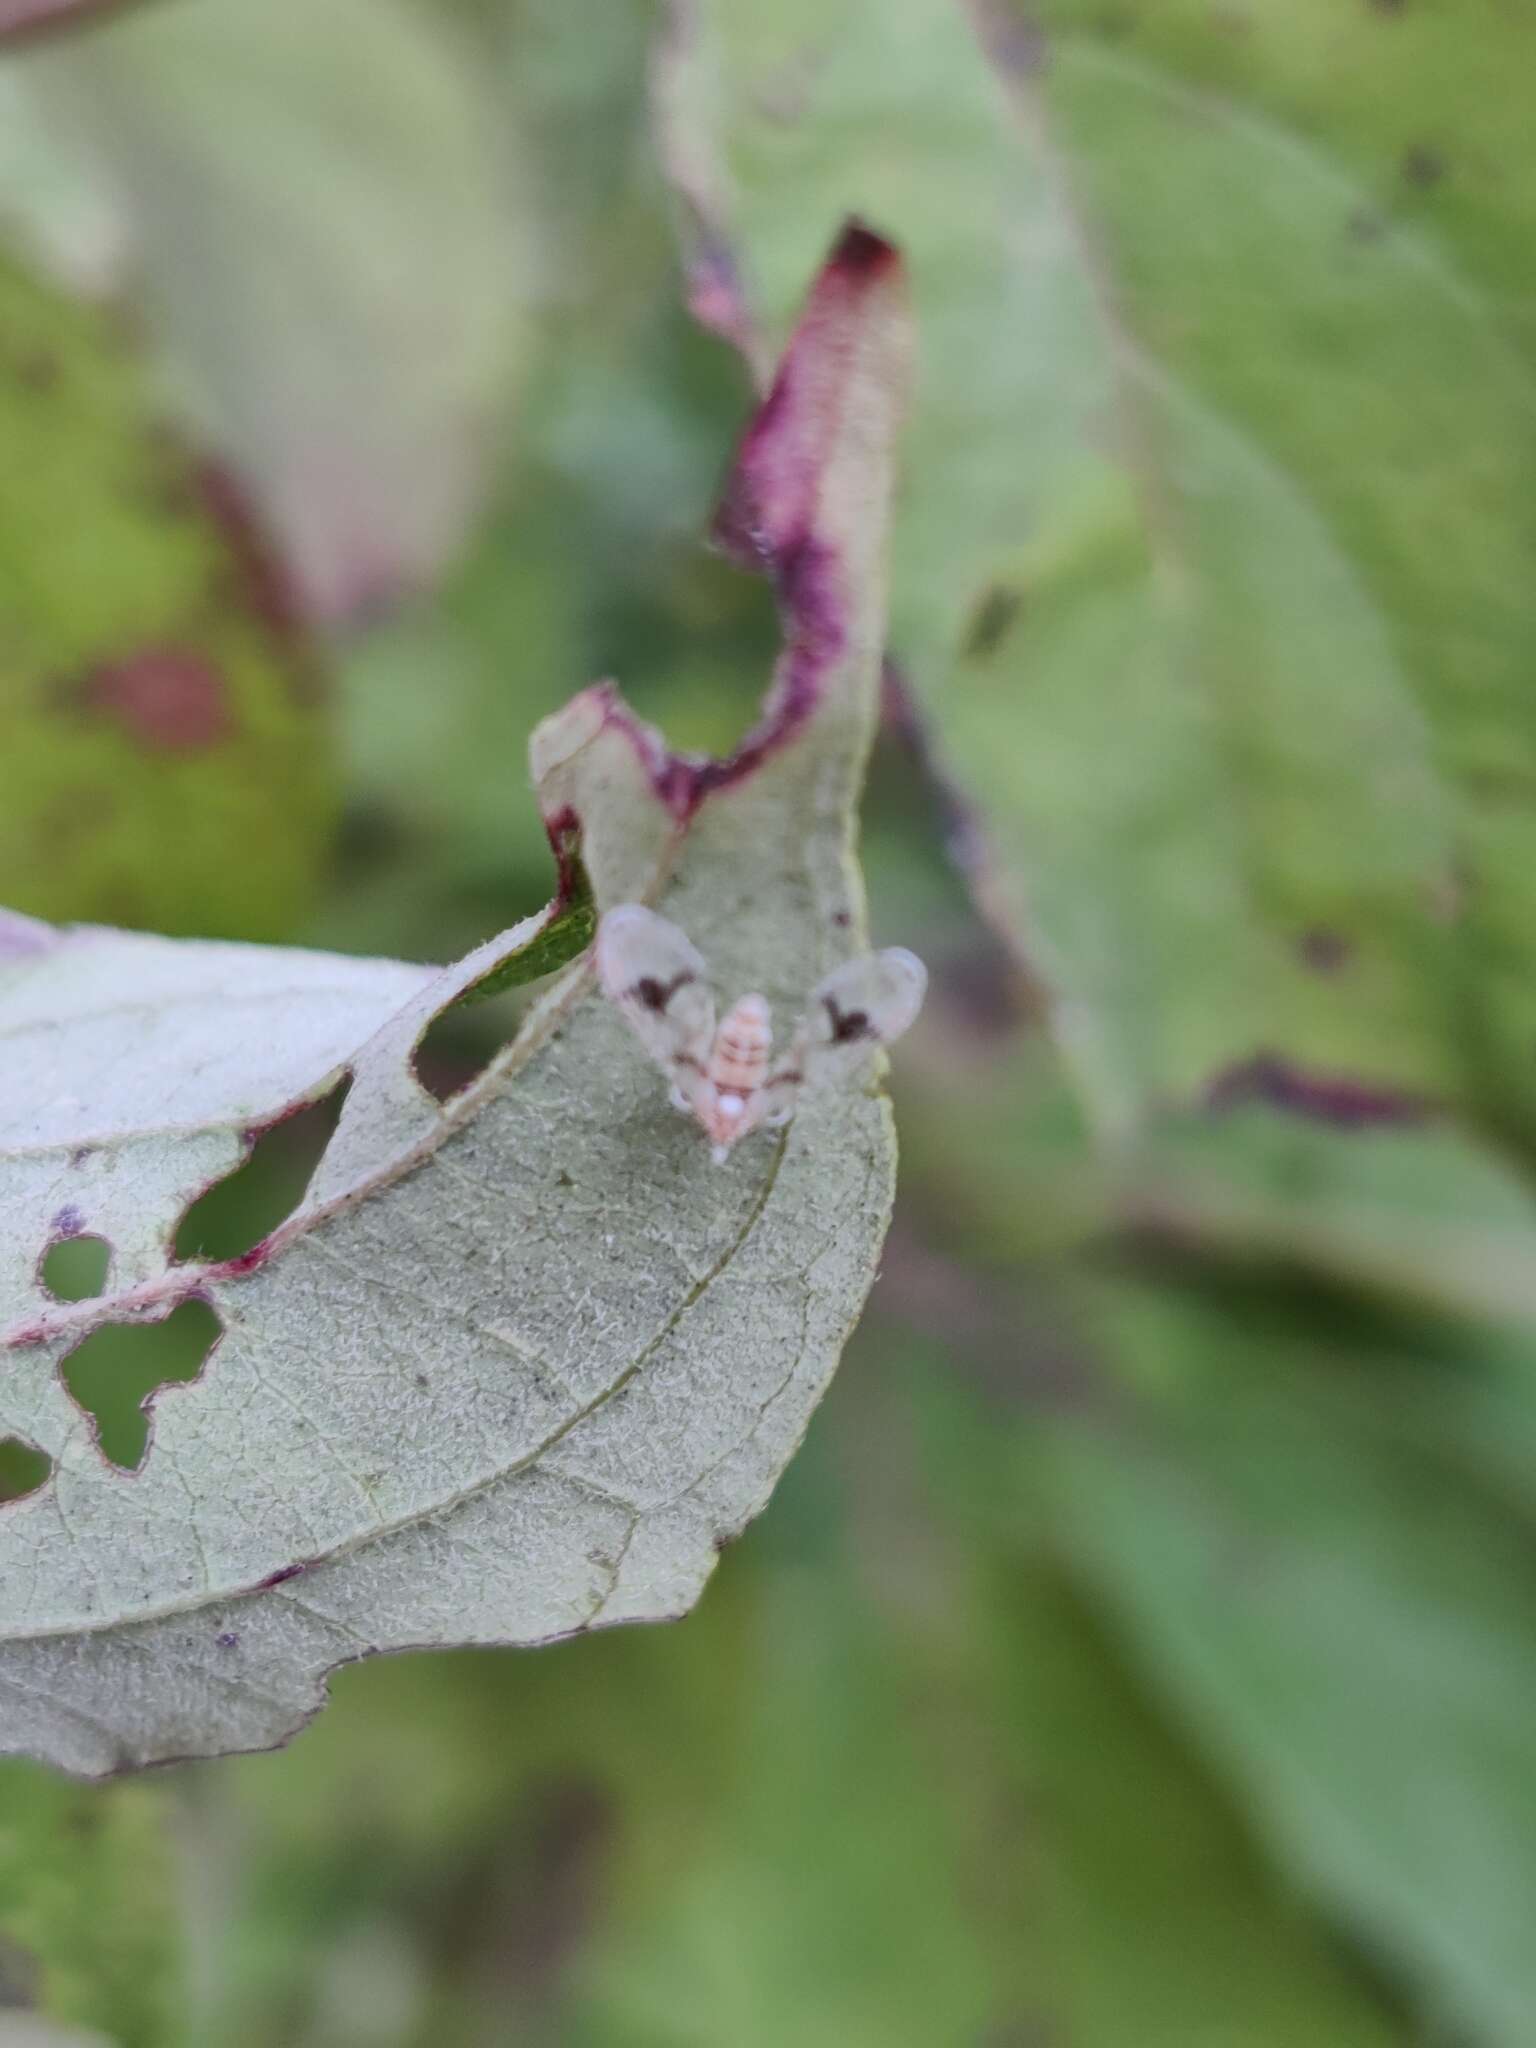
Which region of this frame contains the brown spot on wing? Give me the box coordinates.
[824,998,872,1045]
[635,970,697,1013]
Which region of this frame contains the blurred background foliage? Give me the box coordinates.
[3,0,1536,2041]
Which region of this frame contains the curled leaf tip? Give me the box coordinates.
[711,219,911,580]
[825,217,902,279]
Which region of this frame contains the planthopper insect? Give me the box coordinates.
[595,903,927,1163]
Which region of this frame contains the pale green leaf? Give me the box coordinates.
[1045,1281,1536,2048]
[983,1561,1404,2047]
[656,0,1536,1131]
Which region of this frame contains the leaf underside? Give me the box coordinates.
[0,227,911,1775]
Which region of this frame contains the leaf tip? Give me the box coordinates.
[824,216,903,283]
[710,216,910,581]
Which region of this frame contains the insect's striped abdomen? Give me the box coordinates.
[709,995,771,1095]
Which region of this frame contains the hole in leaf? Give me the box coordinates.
[413,983,531,1105]
[411,872,600,1106]
[41,1232,111,1301]
[58,1299,221,1472]
[0,1436,54,1504]
[173,1077,351,1263]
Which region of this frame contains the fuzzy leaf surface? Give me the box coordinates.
[0,230,911,1774]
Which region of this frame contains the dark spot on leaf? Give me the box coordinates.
[51,1204,84,1239]
[543,806,588,909]
[972,0,1051,74]
[1297,927,1351,973]
[979,2022,1060,2048]
[491,1778,615,2002]
[215,1632,240,1649]
[41,1231,111,1302]
[1206,1052,1426,1127]
[175,1076,351,1263]
[832,909,852,929]
[0,1930,42,2004]
[1346,207,1388,243]
[256,1561,310,1591]
[17,350,59,391]
[58,1298,221,1472]
[79,645,232,754]
[414,1373,430,1391]
[194,459,311,656]
[964,584,1024,659]
[0,1436,53,1505]
[1401,142,1446,187]
[223,1243,274,1279]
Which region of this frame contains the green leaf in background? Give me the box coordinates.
[895,1044,1536,2040]
[1119,1105,1536,1329]
[1037,1278,1536,2046]
[574,1555,998,2048]
[657,0,1536,1134]
[0,252,334,939]
[187,1351,1410,2048]
[0,1764,179,2048]
[982,1562,1403,2047]
[903,1350,1407,2048]
[649,34,1536,2028]
[185,1468,996,2048]
[7,0,527,624]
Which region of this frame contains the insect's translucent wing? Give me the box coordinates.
[595,904,717,1081]
[789,947,927,1089]
[754,1067,804,1130]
